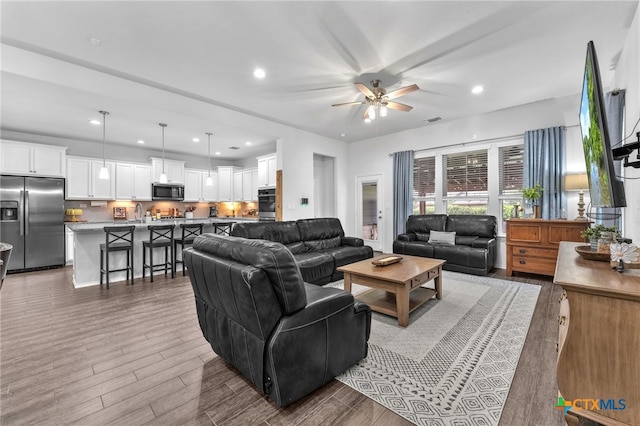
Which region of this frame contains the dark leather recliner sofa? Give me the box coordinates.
[184,233,371,407]
[393,214,497,276]
[230,218,374,285]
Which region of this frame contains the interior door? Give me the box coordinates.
[356,175,383,252]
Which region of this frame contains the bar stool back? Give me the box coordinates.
[100,226,135,289]
[142,224,175,282]
[174,223,203,276]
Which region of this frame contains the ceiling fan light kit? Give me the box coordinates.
[332,79,419,122]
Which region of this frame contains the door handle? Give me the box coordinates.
[24,190,30,235]
[19,190,25,236]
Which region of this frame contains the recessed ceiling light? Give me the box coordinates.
[339,133,346,137]
[192,137,200,143]
[245,141,252,146]
[215,151,221,156]
[90,38,101,46]
[472,85,484,94]
[137,140,145,144]
[253,68,266,79]
[89,119,101,125]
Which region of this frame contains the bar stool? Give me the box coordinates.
[211,221,236,236]
[174,223,203,276]
[100,226,135,289]
[142,224,175,282]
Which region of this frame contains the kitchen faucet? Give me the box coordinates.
[134,202,143,223]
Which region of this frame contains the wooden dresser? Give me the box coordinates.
[554,242,640,425]
[506,219,589,277]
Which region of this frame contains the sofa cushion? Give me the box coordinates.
[294,252,335,285]
[428,231,456,245]
[446,215,496,238]
[456,235,479,246]
[434,244,488,269]
[327,245,375,268]
[415,232,430,242]
[297,218,345,240]
[406,214,447,234]
[231,221,302,245]
[304,236,341,251]
[393,241,436,258]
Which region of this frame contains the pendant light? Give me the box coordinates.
[205,132,213,186]
[159,123,168,184]
[98,110,110,179]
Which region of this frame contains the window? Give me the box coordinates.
[499,145,524,232]
[444,150,488,214]
[413,156,435,214]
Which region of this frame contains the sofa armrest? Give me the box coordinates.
[341,236,364,247]
[266,284,371,406]
[397,233,416,242]
[472,237,497,249]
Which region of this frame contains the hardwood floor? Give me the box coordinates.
[0,266,564,425]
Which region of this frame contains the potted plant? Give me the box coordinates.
[580,224,618,251]
[522,183,543,218]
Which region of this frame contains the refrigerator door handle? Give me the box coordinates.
[19,190,25,236]
[24,190,30,235]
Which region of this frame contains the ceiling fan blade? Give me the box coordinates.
[331,101,366,107]
[384,84,419,100]
[386,101,413,112]
[355,82,375,99]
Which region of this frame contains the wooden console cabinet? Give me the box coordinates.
[555,242,640,425]
[506,219,589,277]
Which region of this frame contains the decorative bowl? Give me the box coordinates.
[574,245,610,262]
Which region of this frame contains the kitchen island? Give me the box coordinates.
[67,217,256,288]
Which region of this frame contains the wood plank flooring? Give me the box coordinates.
[1,266,564,425]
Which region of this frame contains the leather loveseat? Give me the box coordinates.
[393,214,497,276]
[230,218,373,285]
[184,233,371,407]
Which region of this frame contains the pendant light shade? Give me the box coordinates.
[159,123,168,184]
[98,110,110,180]
[205,132,213,186]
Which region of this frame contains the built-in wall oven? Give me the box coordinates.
[258,188,276,221]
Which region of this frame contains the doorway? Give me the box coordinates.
[356,175,383,252]
[313,154,336,217]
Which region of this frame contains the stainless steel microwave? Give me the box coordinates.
[152,183,184,201]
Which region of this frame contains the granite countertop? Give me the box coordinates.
[66,217,258,232]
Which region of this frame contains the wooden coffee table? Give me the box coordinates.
[337,254,445,327]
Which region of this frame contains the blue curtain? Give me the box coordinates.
[600,89,626,228]
[393,150,414,238]
[523,127,565,219]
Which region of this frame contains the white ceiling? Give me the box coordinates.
[1,1,637,160]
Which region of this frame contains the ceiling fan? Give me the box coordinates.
[332,79,419,121]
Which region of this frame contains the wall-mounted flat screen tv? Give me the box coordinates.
[578,40,626,207]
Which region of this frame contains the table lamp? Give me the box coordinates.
[65,208,83,222]
[564,173,589,220]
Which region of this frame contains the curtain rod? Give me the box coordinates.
[387,124,580,157]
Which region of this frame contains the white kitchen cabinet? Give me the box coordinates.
[217,166,238,202]
[65,225,74,265]
[257,153,277,188]
[241,168,258,201]
[66,156,115,200]
[150,157,185,184]
[115,162,152,200]
[0,140,67,177]
[185,168,219,202]
[233,170,243,201]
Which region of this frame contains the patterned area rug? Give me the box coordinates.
[329,271,540,426]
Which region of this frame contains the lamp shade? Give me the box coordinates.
[564,173,589,191]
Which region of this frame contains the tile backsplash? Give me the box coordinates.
[64,200,258,222]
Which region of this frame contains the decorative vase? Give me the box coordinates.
[523,200,534,218]
[590,238,598,252]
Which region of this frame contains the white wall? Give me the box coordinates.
[313,154,336,218]
[613,2,640,244]
[279,128,349,223]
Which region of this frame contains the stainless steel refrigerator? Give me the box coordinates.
[0,175,65,272]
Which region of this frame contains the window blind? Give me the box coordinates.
[413,156,436,197]
[499,145,524,194]
[444,150,488,196]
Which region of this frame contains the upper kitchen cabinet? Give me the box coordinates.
[217,166,239,202]
[257,153,277,188]
[66,156,115,200]
[236,168,258,201]
[115,162,152,200]
[150,157,184,184]
[0,141,67,177]
[184,168,218,202]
